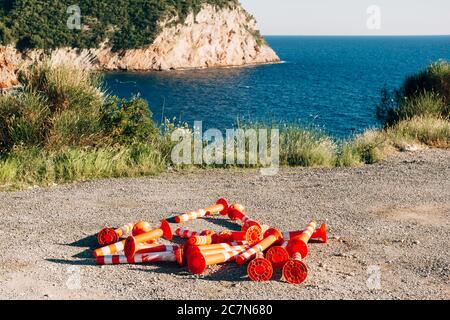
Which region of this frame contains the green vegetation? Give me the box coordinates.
[1,61,449,190]
[0,0,238,51]
[377,61,450,126]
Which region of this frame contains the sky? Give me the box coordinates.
[240,0,450,36]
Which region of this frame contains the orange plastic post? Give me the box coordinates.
[283,223,327,243]
[96,248,183,266]
[189,244,250,256]
[228,225,263,246]
[136,244,179,254]
[97,222,134,246]
[236,228,283,265]
[247,252,273,282]
[175,198,229,223]
[132,221,153,236]
[286,221,317,259]
[187,247,247,274]
[227,203,246,220]
[93,239,126,257]
[188,233,220,246]
[282,252,308,284]
[124,220,172,258]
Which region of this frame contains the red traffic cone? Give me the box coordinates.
[247,252,273,282]
[97,222,134,246]
[124,220,172,258]
[175,198,229,223]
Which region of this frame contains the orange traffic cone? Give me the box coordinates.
[283,223,327,243]
[97,222,134,246]
[187,233,220,246]
[247,252,273,282]
[286,221,317,259]
[93,239,126,257]
[187,247,248,274]
[96,248,183,266]
[132,221,153,236]
[226,225,263,246]
[188,244,250,256]
[175,198,229,223]
[236,228,284,265]
[136,244,179,255]
[124,220,172,258]
[282,252,308,284]
[266,244,290,269]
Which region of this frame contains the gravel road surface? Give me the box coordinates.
[0,149,449,300]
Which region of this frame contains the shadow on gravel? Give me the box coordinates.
[64,234,98,249]
[71,248,94,259]
[206,217,241,231]
[129,263,248,282]
[46,258,96,266]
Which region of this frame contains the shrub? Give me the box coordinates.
[377,61,450,126]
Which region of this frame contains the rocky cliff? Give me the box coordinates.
[0,4,279,89]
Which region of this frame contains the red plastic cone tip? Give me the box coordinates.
[216,198,229,216]
[160,220,173,240]
[228,203,245,220]
[263,228,283,244]
[132,221,152,236]
[246,225,263,245]
[286,239,308,259]
[188,253,207,274]
[175,247,184,266]
[283,259,308,284]
[175,216,182,223]
[248,257,273,282]
[124,236,138,258]
[266,246,289,269]
[317,224,327,243]
[97,228,119,246]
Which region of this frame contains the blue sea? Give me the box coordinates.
[104,36,450,138]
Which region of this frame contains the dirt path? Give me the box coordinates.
[0,149,449,300]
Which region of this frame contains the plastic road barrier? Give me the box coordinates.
[286,221,317,259]
[282,252,308,284]
[283,223,327,243]
[175,198,229,223]
[93,239,126,257]
[236,228,284,265]
[97,222,134,246]
[125,220,172,258]
[266,245,290,269]
[136,244,179,254]
[247,252,273,282]
[132,221,153,236]
[96,249,183,266]
[187,247,248,274]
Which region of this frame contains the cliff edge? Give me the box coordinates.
[0,3,279,89]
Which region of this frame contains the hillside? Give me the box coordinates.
[0,0,280,88]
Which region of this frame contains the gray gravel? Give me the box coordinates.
[0,149,449,300]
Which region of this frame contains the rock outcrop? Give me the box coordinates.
[0,4,279,89]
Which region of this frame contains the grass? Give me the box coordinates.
[0,61,449,191]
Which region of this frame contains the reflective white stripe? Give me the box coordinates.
[281,241,288,248]
[104,256,113,264]
[293,252,302,261]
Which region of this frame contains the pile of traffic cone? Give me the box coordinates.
[91,198,328,285]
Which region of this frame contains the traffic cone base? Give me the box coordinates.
[248,257,273,282]
[97,228,119,246]
[187,253,207,274]
[286,239,308,259]
[283,259,308,284]
[266,246,289,269]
